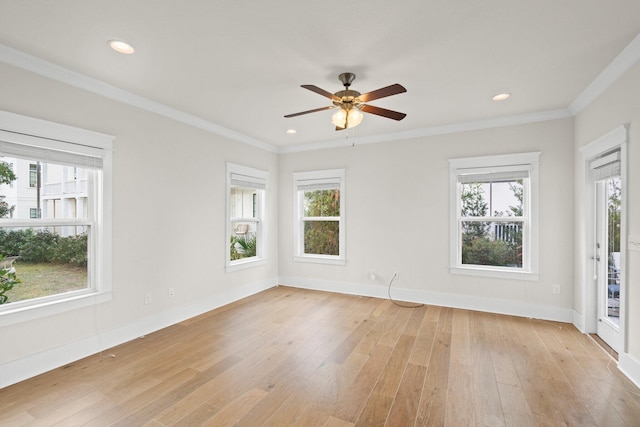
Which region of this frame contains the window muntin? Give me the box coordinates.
[293,169,345,264]
[450,153,539,279]
[226,163,267,271]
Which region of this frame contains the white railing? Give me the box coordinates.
[42,179,87,196]
[493,223,521,244]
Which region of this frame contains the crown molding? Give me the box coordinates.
[279,108,572,153]
[2,30,639,154]
[0,43,278,153]
[569,32,640,115]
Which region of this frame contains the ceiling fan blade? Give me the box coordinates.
[357,84,406,103]
[360,104,407,121]
[301,85,342,102]
[284,105,336,118]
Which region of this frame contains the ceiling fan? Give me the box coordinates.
[284,72,407,131]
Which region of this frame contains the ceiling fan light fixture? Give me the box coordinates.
[332,107,364,129]
[331,108,347,127]
[347,108,364,128]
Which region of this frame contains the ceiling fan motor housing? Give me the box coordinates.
[338,72,356,87]
[333,89,362,108]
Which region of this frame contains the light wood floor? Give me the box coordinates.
[2,286,640,426]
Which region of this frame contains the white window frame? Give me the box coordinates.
[0,110,113,327]
[225,163,268,272]
[293,169,345,265]
[449,152,539,281]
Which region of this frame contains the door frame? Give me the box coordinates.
[580,125,628,351]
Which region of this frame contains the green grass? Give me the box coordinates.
[3,262,87,304]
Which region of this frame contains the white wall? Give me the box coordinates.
[574,62,640,381]
[278,118,575,321]
[2,55,637,388]
[0,62,279,385]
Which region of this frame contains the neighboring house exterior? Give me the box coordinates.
[0,158,87,235]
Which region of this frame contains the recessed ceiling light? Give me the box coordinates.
[492,92,511,101]
[286,129,297,134]
[108,39,135,55]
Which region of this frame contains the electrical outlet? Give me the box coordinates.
[552,285,560,295]
[394,272,399,280]
[369,272,377,280]
[144,293,152,304]
[169,288,175,297]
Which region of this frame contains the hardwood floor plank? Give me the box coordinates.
[201,388,268,427]
[449,309,472,367]
[352,333,417,425]
[497,382,536,427]
[487,314,521,387]
[415,307,452,426]
[545,378,598,426]
[327,319,376,364]
[377,334,416,398]
[27,391,106,427]
[1,411,35,426]
[173,402,220,425]
[235,380,300,427]
[1,287,638,427]
[325,415,355,427]
[445,361,475,427]
[402,305,428,337]
[408,319,437,366]
[331,342,394,423]
[385,362,427,426]
[354,391,394,427]
[469,312,506,427]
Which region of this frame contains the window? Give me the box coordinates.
[293,169,345,265]
[0,110,113,326]
[226,163,267,271]
[449,152,539,280]
[29,163,37,187]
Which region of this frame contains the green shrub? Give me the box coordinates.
[462,237,518,267]
[52,234,88,267]
[230,234,257,260]
[0,229,88,266]
[304,221,339,256]
[0,228,30,258]
[19,229,59,263]
[0,257,21,304]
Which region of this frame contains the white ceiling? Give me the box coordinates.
[1,1,639,151]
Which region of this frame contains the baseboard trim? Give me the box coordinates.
[572,309,586,333]
[0,278,277,389]
[618,352,640,389]
[278,276,573,323]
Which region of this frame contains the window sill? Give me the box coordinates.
[449,266,539,281]
[0,290,112,327]
[226,257,267,273]
[294,255,346,266]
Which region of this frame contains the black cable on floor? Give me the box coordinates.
[387,273,424,308]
